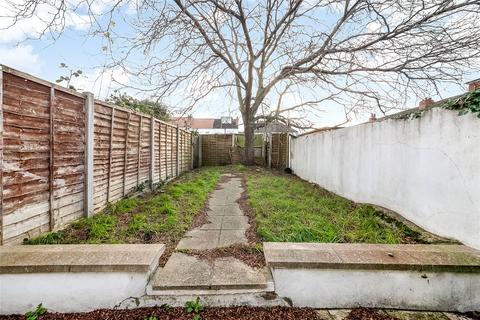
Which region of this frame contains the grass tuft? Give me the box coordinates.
[245,170,427,244]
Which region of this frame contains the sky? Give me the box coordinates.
[0,1,478,130]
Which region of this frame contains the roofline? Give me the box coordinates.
[466,78,480,84]
[295,92,467,138]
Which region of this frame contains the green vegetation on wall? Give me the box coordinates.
[444,88,480,118]
[108,93,171,121]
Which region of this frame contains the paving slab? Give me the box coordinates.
[210,257,270,289]
[151,253,212,290]
[218,229,248,247]
[222,215,249,230]
[443,313,474,320]
[386,310,450,320]
[199,216,224,230]
[156,174,262,291]
[0,244,165,274]
[207,204,243,216]
[176,230,220,250]
[316,310,333,320]
[328,309,351,320]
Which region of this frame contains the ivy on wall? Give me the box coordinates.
[443,88,480,118]
[394,88,480,120]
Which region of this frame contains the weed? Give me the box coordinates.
[144,316,158,320]
[24,232,64,245]
[25,304,46,320]
[185,297,203,314]
[161,304,172,312]
[132,180,149,193]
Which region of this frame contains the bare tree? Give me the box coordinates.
[4,0,480,164]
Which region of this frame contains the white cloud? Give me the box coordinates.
[0,44,42,74]
[0,0,91,44]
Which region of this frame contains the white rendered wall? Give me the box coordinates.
[291,108,480,249]
[0,272,148,314]
[271,268,480,311]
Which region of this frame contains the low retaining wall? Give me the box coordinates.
[264,243,480,312]
[0,244,165,314]
[290,107,480,249]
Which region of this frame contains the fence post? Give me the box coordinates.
[84,92,94,217]
[164,124,168,178]
[287,133,291,168]
[198,135,202,167]
[158,122,162,182]
[123,113,130,196]
[137,115,142,186]
[170,126,173,177]
[268,133,272,168]
[149,116,155,189]
[48,86,55,230]
[0,67,3,245]
[190,133,194,169]
[107,108,115,202]
[176,125,180,176]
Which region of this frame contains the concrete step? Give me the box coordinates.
[148,253,273,293]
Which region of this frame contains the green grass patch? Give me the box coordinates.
[245,169,427,244]
[24,168,220,245]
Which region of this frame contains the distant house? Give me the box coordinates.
[254,121,297,135]
[173,116,239,134]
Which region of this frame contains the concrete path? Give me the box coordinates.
[176,174,248,250]
[151,174,272,292]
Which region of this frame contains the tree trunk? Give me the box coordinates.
[243,119,255,166]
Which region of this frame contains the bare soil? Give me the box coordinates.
[0,306,318,320]
[345,308,398,320]
[237,174,263,244]
[178,243,266,268]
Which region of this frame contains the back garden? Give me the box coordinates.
[24,166,454,262]
[3,166,476,320]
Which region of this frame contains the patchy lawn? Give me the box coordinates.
[244,168,447,244]
[24,168,220,248]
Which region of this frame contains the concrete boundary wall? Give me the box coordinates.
[264,242,480,311]
[0,244,165,313]
[290,107,480,249]
[0,65,192,244]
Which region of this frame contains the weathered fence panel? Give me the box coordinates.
[199,133,288,168]
[269,133,289,169]
[0,65,192,244]
[1,70,87,244]
[201,134,234,166]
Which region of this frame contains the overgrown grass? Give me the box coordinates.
[24,168,221,245]
[245,169,427,244]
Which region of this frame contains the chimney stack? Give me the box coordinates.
[369,113,377,122]
[419,98,434,110]
[467,78,480,92]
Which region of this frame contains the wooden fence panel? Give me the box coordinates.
[52,90,86,228]
[1,69,86,244]
[0,66,192,244]
[201,134,233,166]
[270,133,289,169]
